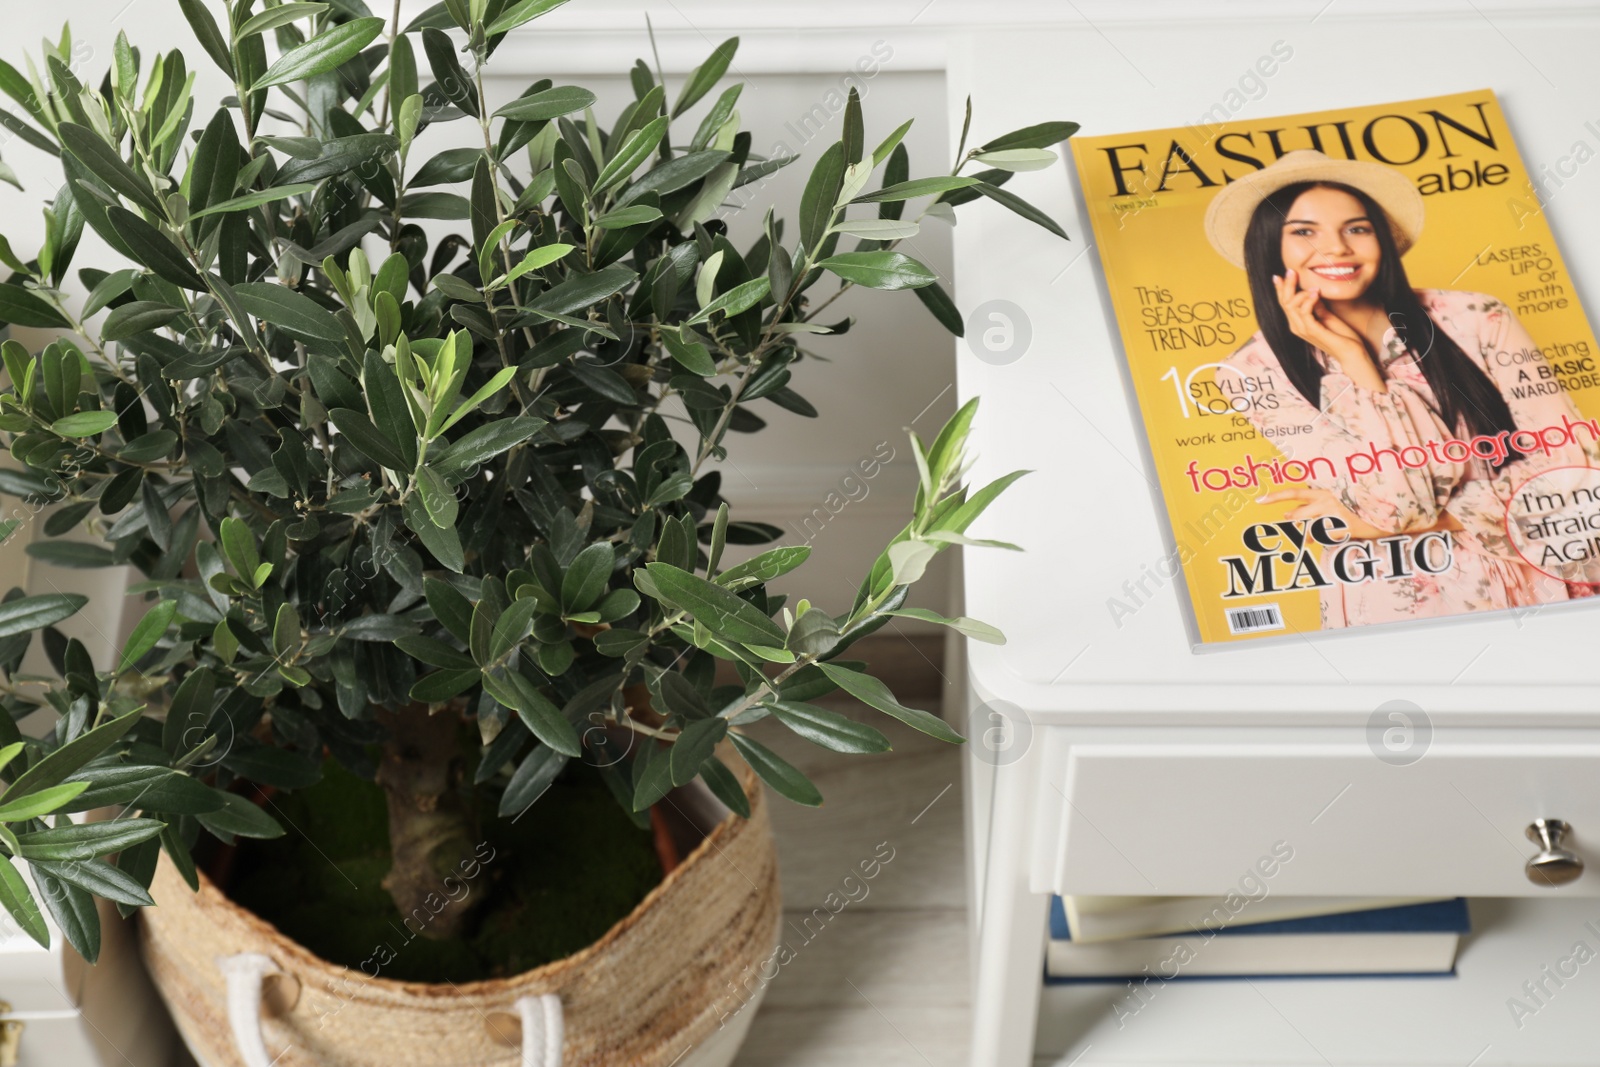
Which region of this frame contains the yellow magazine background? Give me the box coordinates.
[1071,89,1600,645]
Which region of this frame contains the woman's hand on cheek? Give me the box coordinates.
[1272,269,1319,340]
[1272,269,1377,380]
[1257,487,1387,540]
[1272,270,1391,392]
[1309,294,1367,349]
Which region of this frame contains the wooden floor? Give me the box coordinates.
[731,631,972,1067]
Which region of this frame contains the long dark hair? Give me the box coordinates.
[1243,180,1518,467]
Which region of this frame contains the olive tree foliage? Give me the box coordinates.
[0,2,1074,956]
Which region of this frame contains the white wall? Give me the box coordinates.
[472,68,958,615]
[1,8,247,662]
[1,2,974,661]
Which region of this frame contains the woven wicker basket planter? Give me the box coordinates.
[138,764,781,1067]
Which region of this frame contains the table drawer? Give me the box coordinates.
[1041,730,1600,897]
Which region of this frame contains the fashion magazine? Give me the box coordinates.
[1072,90,1600,646]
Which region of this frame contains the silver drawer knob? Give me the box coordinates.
[1526,818,1583,887]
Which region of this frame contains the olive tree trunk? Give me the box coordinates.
[374,704,481,941]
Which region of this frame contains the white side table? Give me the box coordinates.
[947,10,1600,1065]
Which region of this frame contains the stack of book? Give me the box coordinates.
[1046,895,1470,982]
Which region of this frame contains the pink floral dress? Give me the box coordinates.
[1225,289,1600,627]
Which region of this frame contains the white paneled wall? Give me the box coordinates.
[0,2,979,660]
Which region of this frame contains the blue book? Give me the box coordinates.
[1046,898,1468,982]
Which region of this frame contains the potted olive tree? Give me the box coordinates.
[0,2,1072,1063]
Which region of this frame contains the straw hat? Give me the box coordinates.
[1203,149,1425,269]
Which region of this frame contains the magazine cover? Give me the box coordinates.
[1072,89,1600,647]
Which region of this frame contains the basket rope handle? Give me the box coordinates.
[219,953,284,1067]
[516,993,564,1067]
[218,953,565,1067]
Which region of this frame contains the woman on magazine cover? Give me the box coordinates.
[1207,149,1600,627]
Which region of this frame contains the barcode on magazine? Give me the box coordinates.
[1225,604,1284,635]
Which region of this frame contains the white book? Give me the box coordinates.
[1047,930,1463,979]
[1047,898,1469,980]
[1061,894,1450,944]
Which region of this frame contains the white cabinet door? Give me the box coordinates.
[0,938,77,1014]
[0,870,183,1067]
